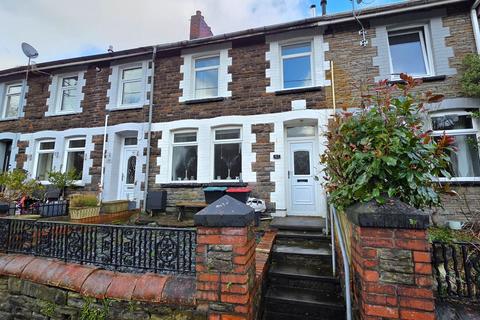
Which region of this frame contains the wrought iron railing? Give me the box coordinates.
[5,201,69,217]
[0,218,196,275]
[432,241,480,300]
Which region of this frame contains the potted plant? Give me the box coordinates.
[69,194,100,220]
[0,169,44,215]
[40,170,79,217]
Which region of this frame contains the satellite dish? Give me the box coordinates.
[21,42,39,59]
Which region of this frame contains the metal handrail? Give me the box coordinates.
[329,204,352,320]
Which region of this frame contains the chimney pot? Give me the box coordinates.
[190,10,213,40]
[321,0,327,15]
[310,4,317,17]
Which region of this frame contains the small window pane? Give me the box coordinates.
[283,56,312,89]
[438,134,480,177]
[172,145,198,181]
[36,153,53,180]
[124,137,137,145]
[215,129,241,140]
[40,141,55,150]
[122,81,142,104]
[5,95,20,118]
[122,67,142,80]
[7,85,22,95]
[431,115,473,131]
[294,151,310,175]
[69,139,86,148]
[65,151,84,179]
[126,156,136,184]
[62,76,78,87]
[389,31,427,75]
[214,143,241,180]
[195,56,220,68]
[195,69,219,98]
[61,88,77,111]
[287,126,315,137]
[174,132,197,143]
[282,42,311,56]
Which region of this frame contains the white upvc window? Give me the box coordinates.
[34,140,55,181]
[2,83,23,119]
[388,26,434,78]
[430,110,480,181]
[119,66,143,106]
[57,76,78,112]
[171,131,198,181]
[63,138,86,181]
[280,41,313,89]
[213,127,242,181]
[193,55,220,99]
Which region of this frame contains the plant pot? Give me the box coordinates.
[70,206,100,220]
[101,200,129,214]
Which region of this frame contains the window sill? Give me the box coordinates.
[159,182,248,188]
[437,179,480,186]
[274,86,323,96]
[388,75,446,85]
[45,111,82,117]
[107,105,145,111]
[0,117,20,122]
[181,97,226,105]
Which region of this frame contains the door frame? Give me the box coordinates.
[285,127,321,216]
[117,139,139,200]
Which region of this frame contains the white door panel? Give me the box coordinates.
[118,147,137,201]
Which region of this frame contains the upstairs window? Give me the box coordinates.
[213,128,242,180]
[431,111,480,179]
[35,140,55,181]
[281,42,313,89]
[120,66,143,105]
[388,27,433,77]
[63,138,86,180]
[2,83,22,119]
[58,76,78,112]
[171,131,198,181]
[194,56,220,99]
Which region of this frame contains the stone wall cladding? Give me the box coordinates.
[0,254,202,320]
[251,123,275,210]
[15,140,29,170]
[142,131,162,191]
[431,185,480,225]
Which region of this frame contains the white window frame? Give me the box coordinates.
[55,74,80,114]
[33,140,56,183]
[170,130,198,182]
[62,137,86,183]
[1,82,24,120]
[387,24,435,79]
[212,127,242,181]
[117,63,145,108]
[429,110,480,182]
[279,40,314,90]
[192,54,220,99]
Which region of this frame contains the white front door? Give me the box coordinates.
[118,146,137,201]
[288,141,317,215]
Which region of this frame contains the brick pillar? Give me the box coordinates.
[194,195,257,320]
[346,200,435,320]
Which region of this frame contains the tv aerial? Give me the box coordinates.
[21,42,39,81]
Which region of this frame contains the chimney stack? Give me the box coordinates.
[190,10,213,40]
[310,4,317,17]
[321,0,327,16]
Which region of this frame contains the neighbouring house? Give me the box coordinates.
[0,0,479,223]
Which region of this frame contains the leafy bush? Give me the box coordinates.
[460,53,480,97]
[70,194,98,208]
[321,74,454,210]
[428,227,477,244]
[48,170,79,199]
[0,169,44,203]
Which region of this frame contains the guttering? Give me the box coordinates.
[143,46,157,212]
[472,0,480,54]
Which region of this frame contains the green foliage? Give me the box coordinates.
[460,53,480,97]
[0,169,44,203]
[70,194,98,208]
[47,170,79,198]
[428,227,477,243]
[40,300,56,317]
[321,74,454,210]
[80,297,110,320]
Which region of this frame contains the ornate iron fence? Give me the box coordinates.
[0,218,196,275]
[5,201,69,217]
[432,241,480,300]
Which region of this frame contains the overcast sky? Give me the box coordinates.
[0,0,403,70]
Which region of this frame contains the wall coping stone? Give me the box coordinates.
[346,199,430,230]
[0,254,195,306]
[194,195,255,227]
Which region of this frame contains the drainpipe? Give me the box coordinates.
[471,2,480,54]
[99,114,109,202]
[143,46,157,211]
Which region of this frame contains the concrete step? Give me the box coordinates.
[270,217,326,232]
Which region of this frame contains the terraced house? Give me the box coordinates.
[0,0,479,223]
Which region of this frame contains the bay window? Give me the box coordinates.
[194,56,220,99]
[63,138,86,181]
[281,42,313,89]
[431,111,480,180]
[35,140,55,181]
[171,132,198,181]
[213,128,242,180]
